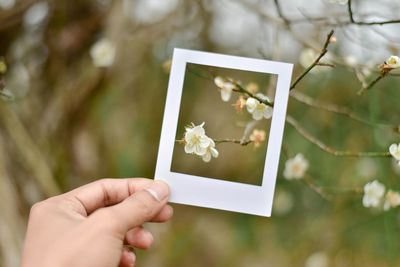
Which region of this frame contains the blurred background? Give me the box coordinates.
[1,0,400,266]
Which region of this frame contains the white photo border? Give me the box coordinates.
[155,48,293,216]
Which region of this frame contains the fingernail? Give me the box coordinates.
[145,181,169,201]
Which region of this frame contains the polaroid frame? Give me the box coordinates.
[155,48,293,216]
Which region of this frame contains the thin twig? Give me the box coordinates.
[302,176,332,201]
[290,30,335,90]
[186,64,214,82]
[234,83,274,107]
[316,62,335,68]
[285,115,390,157]
[347,0,355,23]
[214,139,253,146]
[187,64,274,107]
[357,72,388,95]
[175,138,253,146]
[303,174,363,200]
[240,120,258,144]
[273,0,291,27]
[290,91,400,132]
[347,0,400,26]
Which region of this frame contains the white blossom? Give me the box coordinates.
[245,97,273,120]
[283,153,309,180]
[389,143,400,163]
[0,0,15,10]
[214,76,235,102]
[305,251,329,267]
[202,138,219,162]
[383,190,400,211]
[183,122,219,163]
[184,122,210,156]
[90,38,116,68]
[362,180,385,208]
[385,55,400,69]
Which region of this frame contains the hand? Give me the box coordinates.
[20,178,173,267]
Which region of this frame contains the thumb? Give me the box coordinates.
[94,180,170,234]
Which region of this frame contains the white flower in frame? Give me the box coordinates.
[389,143,400,162]
[245,97,273,120]
[383,190,400,211]
[202,138,219,162]
[90,38,116,68]
[385,55,400,69]
[184,122,211,156]
[362,180,385,208]
[283,153,309,180]
[214,76,235,102]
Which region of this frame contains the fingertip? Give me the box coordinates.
[120,248,136,267]
[125,227,154,250]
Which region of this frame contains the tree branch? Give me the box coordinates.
[290,91,400,132]
[285,115,390,157]
[290,29,335,90]
[347,0,400,26]
[357,71,388,95]
[234,83,274,107]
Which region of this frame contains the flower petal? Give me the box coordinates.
[202,152,212,162]
[214,76,224,88]
[199,136,211,148]
[220,88,232,102]
[246,97,258,113]
[195,145,206,156]
[210,147,219,158]
[263,106,273,119]
[252,109,264,120]
[184,143,195,154]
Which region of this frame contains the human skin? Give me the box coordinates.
[20,178,173,267]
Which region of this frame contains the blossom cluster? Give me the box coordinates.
[214,76,273,121]
[183,122,219,163]
[362,180,400,211]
